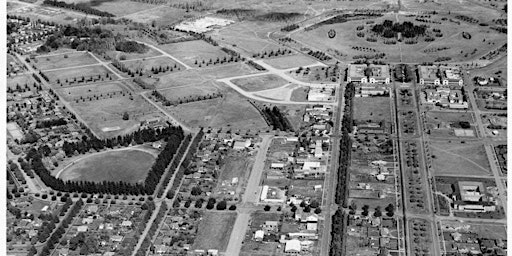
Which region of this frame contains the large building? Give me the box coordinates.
[418,65,463,86]
[418,65,441,85]
[347,64,391,84]
[440,66,464,86]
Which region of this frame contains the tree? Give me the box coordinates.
[122,112,129,120]
[385,204,395,217]
[191,186,202,196]
[362,205,369,216]
[206,198,216,209]
[264,205,271,211]
[314,208,322,214]
[229,205,236,211]
[166,191,174,199]
[216,200,227,210]
[373,206,382,217]
[309,200,320,208]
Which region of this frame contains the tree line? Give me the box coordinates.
[371,20,427,38]
[260,106,293,132]
[43,0,115,17]
[35,118,67,129]
[329,82,355,255]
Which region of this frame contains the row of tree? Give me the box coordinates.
[155,134,192,198]
[329,83,356,255]
[43,0,115,17]
[35,118,67,129]
[39,199,84,256]
[135,201,168,256]
[261,106,293,132]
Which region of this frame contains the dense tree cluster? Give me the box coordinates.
[246,60,266,71]
[281,24,299,32]
[35,118,67,129]
[155,134,192,198]
[371,20,427,38]
[43,0,115,17]
[310,12,383,30]
[260,106,293,132]
[115,40,148,53]
[329,210,346,255]
[255,12,302,22]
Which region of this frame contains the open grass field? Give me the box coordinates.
[155,69,207,89]
[353,96,391,122]
[262,54,318,70]
[254,84,298,101]
[430,141,492,176]
[469,55,507,83]
[157,40,230,66]
[86,0,157,17]
[34,52,98,71]
[198,63,263,80]
[170,89,268,131]
[157,81,220,102]
[44,65,114,83]
[121,56,184,74]
[291,12,506,63]
[69,94,161,138]
[7,74,36,89]
[56,82,127,102]
[192,212,237,252]
[232,74,289,92]
[124,5,198,25]
[290,86,309,102]
[58,148,156,183]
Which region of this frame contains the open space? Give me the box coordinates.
[157,40,230,67]
[44,65,115,83]
[232,74,289,92]
[58,148,157,183]
[34,51,98,70]
[192,212,237,252]
[430,141,492,176]
[262,54,318,70]
[353,96,391,122]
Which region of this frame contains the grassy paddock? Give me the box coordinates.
[232,74,289,92]
[430,141,492,176]
[353,96,391,122]
[157,40,230,66]
[58,149,156,183]
[192,212,237,252]
[35,52,98,70]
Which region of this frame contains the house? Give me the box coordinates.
[263,221,279,232]
[254,230,264,241]
[77,225,88,232]
[111,235,124,243]
[82,217,93,224]
[154,245,168,254]
[87,205,98,214]
[121,220,132,227]
[207,249,218,256]
[285,239,301,254]
[233,139,251,150]
[347,64,368,83]
[152,141,162,149]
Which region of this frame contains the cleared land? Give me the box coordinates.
[121,56,184,73]
[157,81,220,102]
[34,52,98,70]
[170,89,268,131]
[232,74,289,92]
[430,141,492,176]
[57,82,127,102]
[7,74,36,88]
[69,94,161,138]
[58,149,156,183]
[157,40,230,66]
[353,96,391,122]
[107,48,162,61]
[290,86,309,102]
[44,65,114,83]
[262,54,318,69]
[192,212,237,252]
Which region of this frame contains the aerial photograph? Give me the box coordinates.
[4,0,508,255]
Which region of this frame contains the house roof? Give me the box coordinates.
[285,239,301,252]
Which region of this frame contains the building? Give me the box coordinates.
[347,64,368,83]
[233,139,251,150]
[308,87,333,101]
[418,65,441,85]
[440,66,464,86]
[254,230,264,241]
[285,239,301,254]
[368,64,391,84]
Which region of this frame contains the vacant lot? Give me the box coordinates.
[121,56,184,73]
[158,40,230,66]
[263,54,318,70]
[58,149,156,183]
[44,65,114,83]
[290,86,309,102]
[170,89,268,131]
[232,74,289,92]
[192,212,237,252]
[353,96,391,122]
[107,48,162,61]
[430,141,492,176]
[57,82,127,102]
[35,52,98,70]
[157,81,220,102]
[7,74,36,89]
[69,94,161,138]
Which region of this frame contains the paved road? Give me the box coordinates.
[241,135,272,204]
[225,212,251,256]
[318,81,344,256]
